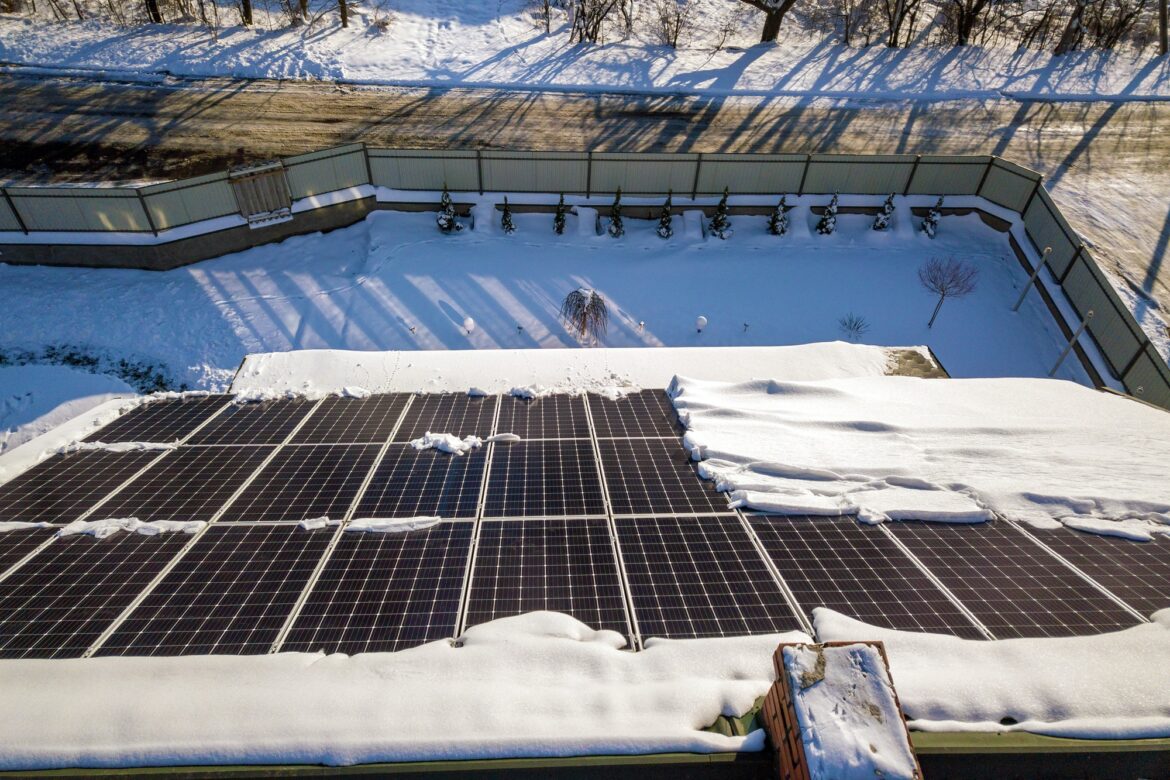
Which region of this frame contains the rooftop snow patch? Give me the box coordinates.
[230,343,896,398]
[815,608,1170,740]
[0,612,804,770]
[670,375,1170,535]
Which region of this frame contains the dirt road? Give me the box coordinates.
[0,73,1166,346]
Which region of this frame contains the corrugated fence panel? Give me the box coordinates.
[694,154,806,195]
[283,144,370,199]
[802,154,916,194]
[1024,189,1079,278]
[1123,347,1170,409]
[979,158,1038,212]
[140,173,237,230]
[590,153,698,196]
[368,150,479,192]
[0,192,20,231]
[481,151,589,193]
[905,156,990,196]
[6,188,150,232]
[1062,257,1144,377]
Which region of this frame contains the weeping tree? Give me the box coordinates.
[919,257,978,328]
[560,288,610,343]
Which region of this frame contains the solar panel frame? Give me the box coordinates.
[289,394,411,444]
[218,444,382,523]
[186,399,318,445]
[394,394,497,442]
[0,532,190,659]
[355,445,487,520]
[0,451,163,524]
[598,439,731,516]
[94,524,336,657]
[282,521,474,655]
[82,395,231,443]
[747,515,985,638]
[482,440,607,518]
[887,521,1142,638]
[494,395,591,440]
[464,518,630,638]
[614,515,804,641]
[588,390,683,439]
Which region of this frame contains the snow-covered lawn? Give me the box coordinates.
[0,365,132,455]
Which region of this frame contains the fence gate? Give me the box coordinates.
[230,162,293,228]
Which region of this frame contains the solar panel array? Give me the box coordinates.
[0,391,1165,660]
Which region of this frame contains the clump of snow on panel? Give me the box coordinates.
[410,432,482,456]
[783,644,918,780]
[0,521,52,534]
[298,516,340,531]
[485,433,521,443]
[0,365,134,455]
[346,517,441,533]
[814,608,1170,740]
[58,441,178,454]
[0,612,807,771]
[58,518,206,539]
[670,375,1170,535]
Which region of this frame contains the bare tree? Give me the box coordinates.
[571,0,622,42]
[561,288,610,343]
[737,0,801,42]
[1055,0,1088,52]
[883,0,923,46]
[919,257,978,328]
[947,0,993,44]
[653,0,696,47]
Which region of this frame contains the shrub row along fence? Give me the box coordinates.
[1,144,1167,410]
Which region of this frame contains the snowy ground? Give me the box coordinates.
[0,365,132,455]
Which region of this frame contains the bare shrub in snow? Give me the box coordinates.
[652,0,696,47]
[570,0,621,42]
[919,256,978,328]
[838,312,871,340]
[560,288,609,343]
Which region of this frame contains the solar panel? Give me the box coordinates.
[219,445,381,523]
[887,521,1140,638]
[588,390,682,438]
[82,395,230,443]
[495,395,590,439]
[483,441,606,518]
[282,522,473,654]
[1026,528,1170,618]
[97,446,273,522]
[289,395,410,444]
[187,399,317,445]
[465,519,629,637]
[395,394,496,442]
[355,445,486,519]
[96,525,334,656]
[748,516,985,638]
[614,516,803,640]
[0,451,161,523]
[0,527,57,576]
[0,532,189,659]
[598,439,730,516]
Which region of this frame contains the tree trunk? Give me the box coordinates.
[144,0,162,22]
[1160,0,1168,56]
[338,0,347,27]
[1055,0,1085,54]
[240,0,252,24]
[928,295,945,328]
[297,0,306,21]
[761,10,783,40]
[888,0,905,45]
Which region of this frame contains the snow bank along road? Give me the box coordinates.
[1,73,1167,360]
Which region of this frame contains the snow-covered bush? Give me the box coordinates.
[553,194,567,235]
[501,197,516,234]
[767,195,789,236]
[816,193,839,235]
[608,188,624,238]
[922,196,944,238]
[657,192,673,239]
[560,287,609,343]
[436,185,462,233]
[709,187,732,239]
[873,193,895,231]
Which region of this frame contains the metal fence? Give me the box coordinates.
[2,146,1168,410]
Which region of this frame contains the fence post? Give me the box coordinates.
[1,187,29,235]
[975,156,996,198]
[586,151,593,198]
[903,155,921,196]
[691,153,703,200]
[362,143,374,188]
[137,189,159,236]
[798,154,812,196]
[1023,176,1043,215]
[476,150,484,196]
[1120,341,1150,379]
[1058,244,1085,284]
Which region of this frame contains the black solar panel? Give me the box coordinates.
[395,394,495,441]
[96,525,334,656]
[83,395,230,443]
[97,446,273,522]
[494,395,590,439]
[614,516,803,640]
[356,445,486,519]
[187,399,316,445]
[0,527,56,576]
[220,445,381,523]
[282,522,473,654]
[483,441,606,518]
[290,395,410,444]
[465,519,629,637]
[748,516,985,638]
[588,391,682,438]
[599,439,730,515]
[0,451,161,523]
[0,532,189,659]
[888,521,1140,638]
[1027,528,1170,618]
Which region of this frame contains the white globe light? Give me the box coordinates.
[463,317,476,333]
[695,315,708,333]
